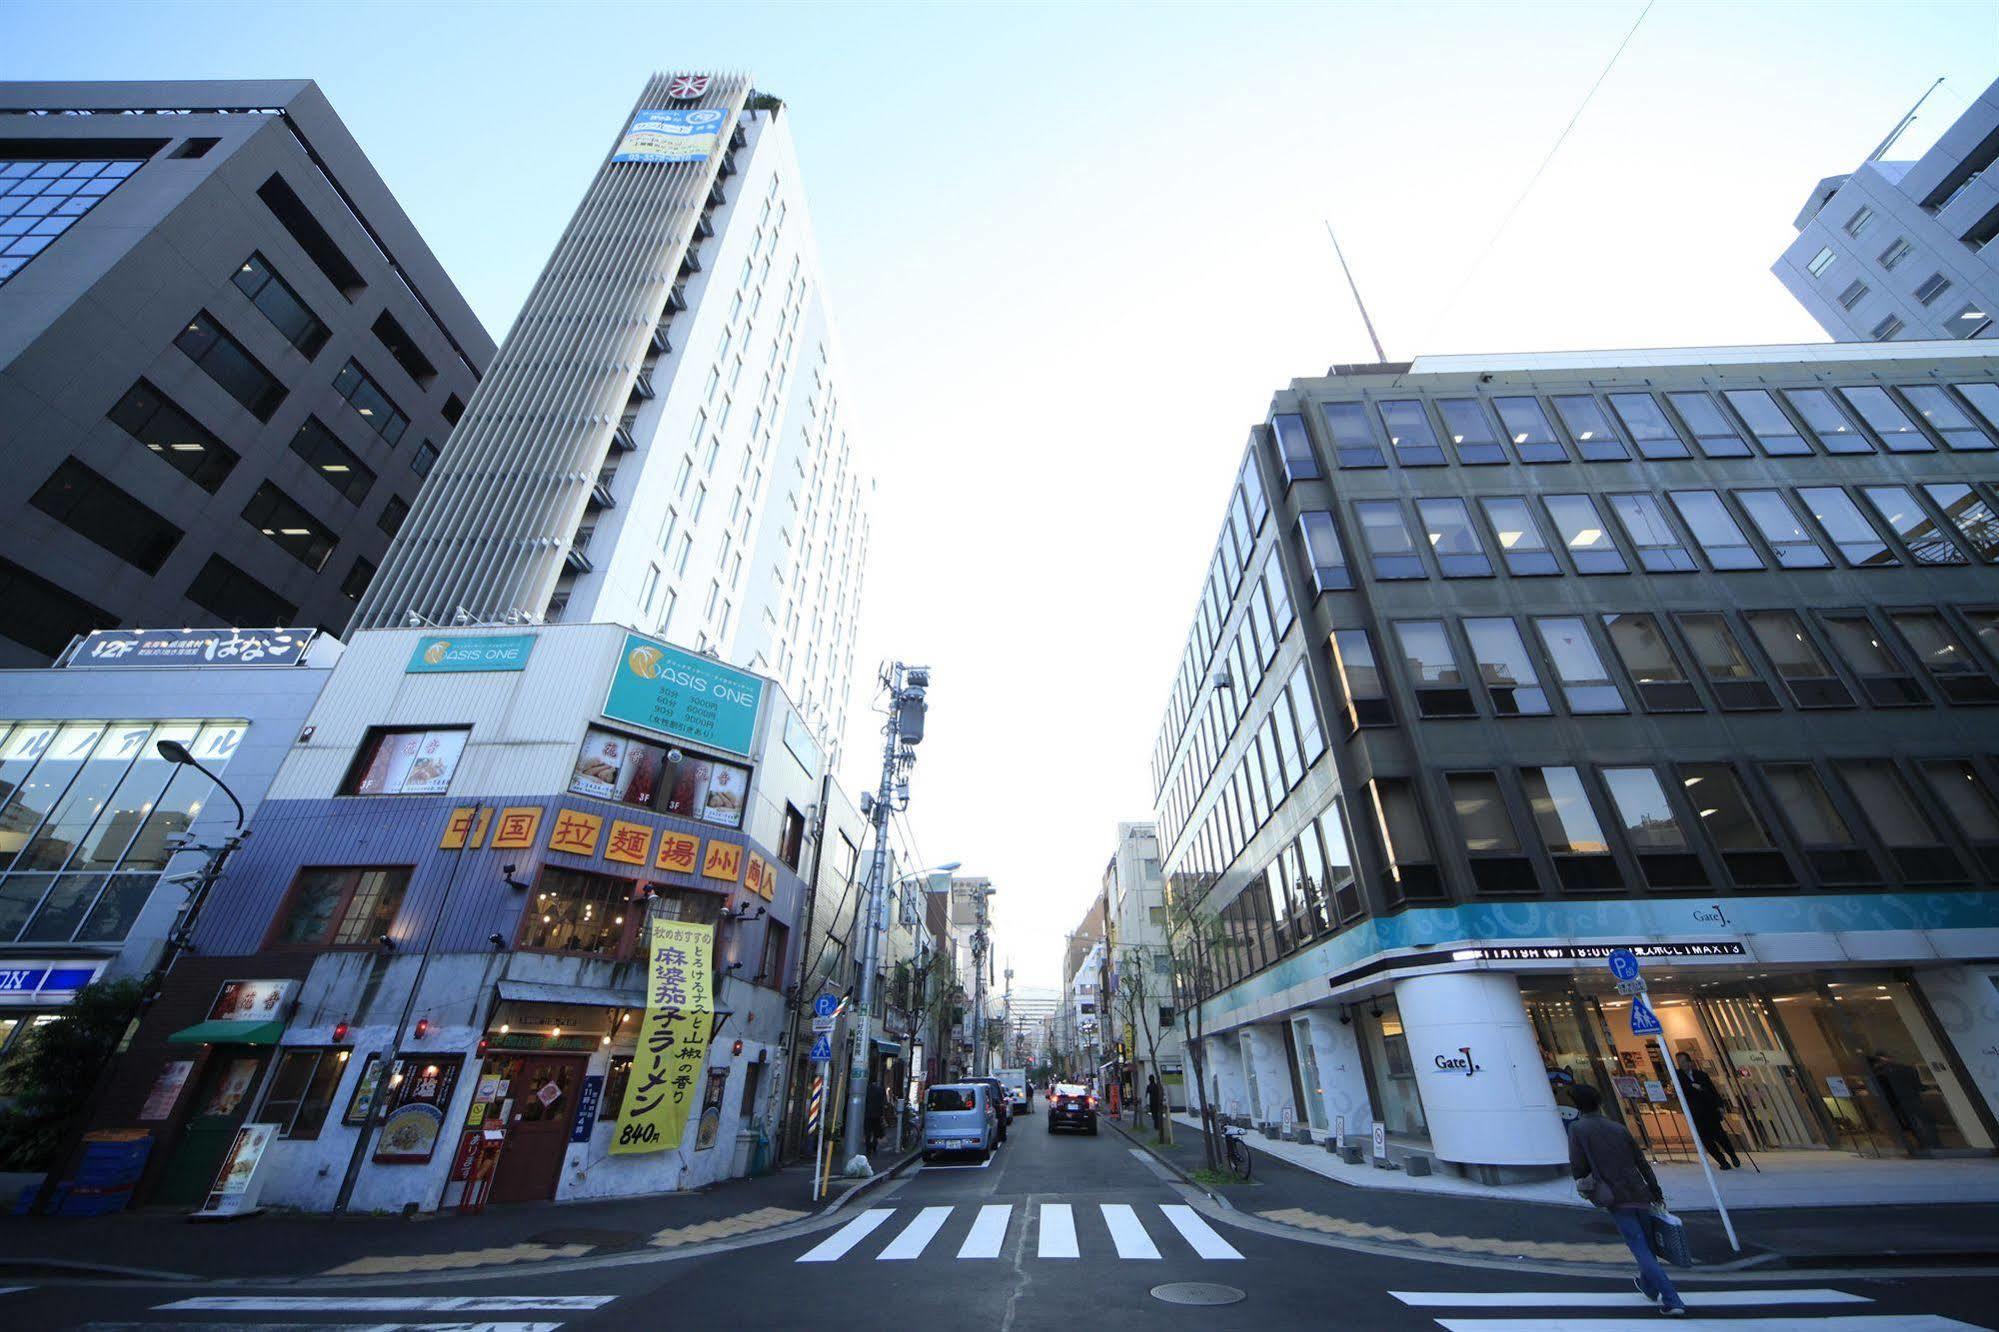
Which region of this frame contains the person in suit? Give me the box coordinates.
[1674,1051,1742,1170]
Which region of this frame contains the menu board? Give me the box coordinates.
[355,730,467,796]
[569,727,749,829]
[373,1054,463,1164]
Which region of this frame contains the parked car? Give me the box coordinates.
[1047,1081,1098,1135]
[971,1077,1011,1142]
[923,1082,998,1162]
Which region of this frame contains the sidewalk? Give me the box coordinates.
[1108,1112,1999,1269]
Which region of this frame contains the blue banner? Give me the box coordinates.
[612,109,727,163]
[571,1074,605,1143]
[603,632,764,756]
[407,635,537,673]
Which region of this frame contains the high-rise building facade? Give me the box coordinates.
[356,74,870,766]
[1774,76,1999,343]
[1152,342,1999,1181]
[0,81,493,666]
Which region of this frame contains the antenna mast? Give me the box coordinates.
[1325,218,1387,363]
[1866,76,1946,164]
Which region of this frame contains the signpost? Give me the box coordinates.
[1604,948,1737,1251]
[809,994,839,1202]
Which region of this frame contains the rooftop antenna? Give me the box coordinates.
[1865,76,1946,164]
[1324,218,1387,363]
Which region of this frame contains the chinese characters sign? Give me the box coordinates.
[66,627,313,668]
[605,819,654,866]
[655,831,701,876]
[611,918,713,1155]
[700,840,742,885]
[548,809,605,857]
[612,108,727,163]
[603,633,764,757]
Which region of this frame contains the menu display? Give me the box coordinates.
[354,729,468,796]
[568,727,750,829]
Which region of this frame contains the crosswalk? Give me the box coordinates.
[796,1201,1243,1264]
[1391,1286,1986,1330]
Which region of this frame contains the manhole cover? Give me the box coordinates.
[1151,1282,1246,1306]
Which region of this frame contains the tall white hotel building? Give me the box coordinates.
[356,73,871,763]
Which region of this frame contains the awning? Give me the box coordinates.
[168,1019,285,1046]
[873,1037,904,1055]
[495,979,644,1010]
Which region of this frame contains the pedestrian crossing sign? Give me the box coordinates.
[1630,994,1663,1037]
[809,1034,833,1062]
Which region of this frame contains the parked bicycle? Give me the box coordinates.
[1221,1123,1254,1181]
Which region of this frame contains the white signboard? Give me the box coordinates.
[1371,1121,1387,1160]
[196,1122,277,1218]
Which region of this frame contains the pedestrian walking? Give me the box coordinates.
[1673,1051,1742,1170]
[1868,1051,1940,1149]
[864,1078,885,1155]
[1146,1074,1165,1136]
[1568,1083,1688,1318]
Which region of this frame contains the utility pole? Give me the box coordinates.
[1001,966,1014,1067]
[968,883,996,1076]
[840,661,929,1173]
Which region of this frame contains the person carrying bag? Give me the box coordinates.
[1568,1084,1689,1317]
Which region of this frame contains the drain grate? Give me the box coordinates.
[1151,1282,1246,1306]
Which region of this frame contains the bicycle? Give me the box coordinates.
[1222,1123,1254,1181]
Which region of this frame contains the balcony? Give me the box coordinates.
[649,324,672,356]
[630,370,655,402]
[588,480,616,510]
[612,416,638,452]
[564,544,594,575]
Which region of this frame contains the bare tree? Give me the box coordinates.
[1166,892,1231,1173]
[1111,943,1174,1144]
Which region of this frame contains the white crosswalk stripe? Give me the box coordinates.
[1101,1203,1161,1259]
[1397,1285,1984,1332]
[790,1200,1241,1263]
[1432,1320,1979,1332]
[157,1300,615,1313]
[88,1323,565,1332]
[1394,1291,1873,1309]
[957,1203,1012,1258]
[1038,1202,1079,1258]
[878,1206,954,1260]
[1159,1203,1243,1260]
[797,1207,895,1262]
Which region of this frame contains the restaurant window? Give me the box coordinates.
[1607,392,1689,460]
[1923,484,1999,561]
[1916,760,1999,875]
[174,310,286,421]
[1414,498,1492,577]
[1271,412,1319,483]
[1352,501,1425,579]
[1464,616,1550,716]
[1839,386,1932,453]
[1607,494,1695,573]
[1447,771,1534,894]
[1521,766,1618,892]
[1601,766,1708,889]
[1319,401,1383,468]
[568,727,750,829]
[1897,385,1992,451]
[1602,612,1700,711]
[519,865,636,957]
[1761,762,1875,884]
[1551,394,1629,461]
[1493,396,1566,463]
[1297,512,1352,593]
[272,867,411,947]
[1735,489,1832,569]
[262,1047,349,1139]
[1542,494,1625,573]
[1331,628,1390,728]
[1675,613,1778,710]
[1836,760,1965,883]
[1782,388,1871,454]
[1859,486,1967,565]
[1285,661,1325,763]
[231,252,329,357]
[1378,399,1445,466]
[1798,487,1895,567]
[1667,490,1762,570]
[1392,620,1475,718]
[1478,496,1559,575]
[1366,778,1443,904]
[1744,610,1853,708]
[1437,398,1506,464]
[242,481,337,572]
[1679,763,1792,887]
[344,727,468,796]
[1887,610,1999,703]
[1722,389,1811,456]
[108,379,239,492]
[1533,617,1625,713]
[1820,611,1926,706]
[1665,391,1748,458]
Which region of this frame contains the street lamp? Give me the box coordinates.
[157,737,246,832]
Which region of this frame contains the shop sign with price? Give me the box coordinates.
[609,917,713,1155]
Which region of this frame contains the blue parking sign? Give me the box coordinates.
[1607,948,1640,982]
[813,994,839,1019]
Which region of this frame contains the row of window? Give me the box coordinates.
[1809,226,1994,340]
[1273,380,1999,480]
[0,158,142,287]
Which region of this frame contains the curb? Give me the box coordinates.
[815,1145,922,1217]
[1105,1115,1224,1206]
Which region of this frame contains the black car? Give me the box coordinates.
[972,1077,1011,1141]
[1047,1082,1098,1134]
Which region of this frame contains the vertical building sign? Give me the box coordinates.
[611,918,714,1154]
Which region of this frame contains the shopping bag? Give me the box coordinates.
[1649,1207,1692,1267]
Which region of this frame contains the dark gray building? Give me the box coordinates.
[1151,341,1999,1183]
[1775,76,1999,343]
[0,81,493,666]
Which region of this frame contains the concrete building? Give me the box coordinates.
[1151,341,1999,1183]
[0,80,493,666]
[353,74,870,767]
[91,622,838,1211]
[1100,821,1184,1108]
[1775,77,1999,343]
[1054,898,1104,1080]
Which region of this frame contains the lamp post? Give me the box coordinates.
[147,738,248,997]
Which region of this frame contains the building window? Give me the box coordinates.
[1760,762,1872,883]
[410,440,439,477]
[1447,772,1534,895]
[1542,494,1625,573]
[1330,628,1390,729]
[1820,611,1925,706]
[1607,392,1689,460]
[518,865,636,958]
[1367,778,1442,905]
[1720,389,1810,456]
[1436,398,1506,464]
[243,481,337,571]
[1806,246,1836,276]
[1734,489,1831,569]
[1296,512,1352,593]
[1378,400,1445,466]
[1602,612,1699,711]
[1843,206,1873,237]
[332,360,409,444]
[371,310,437,387]
[107,380,239,491]
[1532,617,1625,713]
[1798,486,1895,566]
[1840,386,1930,452]
[1666,490,1762,570]
[272,867,411,946]
[1782,387,1871,453]
[1392,620,1474,718]
[257,173,365,297]
[377,494,409,538]
[1924,484,1999,561]
[1837,279,1870,310]
[1869,314,1906,340]
[1285,661,1324,762]
[1271,412,1318,483]
[1464,617,1550,716]
[1913,272,1952,306]
[287,417,375,504]
[1836,760,1964,882]
[1859,486,1966,564]
[343,727,469,796]
[1521,766,1616,892]
[567,726,750,828]
[1601,766,1707,888]
[1607,494,1695,573]
[1665,391,1749,458]
[780,803,806,870]
[1352,501,1425,579]
[1945,301,1993,339]
[759,920,790,985]
[1916,760,1999,874]
[1318,401,1383,468]
[1493,396,1567,463]
[340,555,375,603]
[231,252,329,357]
[186,555,296,627]
[29,459,182,574]
[262,1047,350,1138]
[1743,609,1851,708]
[1680,763,1791,886]
[1414,498,1492,577]
[1262,551,1294,636]
[1878,237,1912,270]
[1477,496,1559,575]
[1550,395,1628,462]
[174,311,286,421]
[0,158,141,287]
[1676,612,1779,710]
[1899,386,1992,450]
[1887,610,1999,703]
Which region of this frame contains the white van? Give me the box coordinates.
[994,1067,1030,1115]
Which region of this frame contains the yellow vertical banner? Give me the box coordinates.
[610,917,713,1155]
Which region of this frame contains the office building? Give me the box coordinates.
[1775,76,1999,343]
[0,80,493,666]
[354,74,870,767]
[1151,342,1999,1182]
[1100,821,1183,1107]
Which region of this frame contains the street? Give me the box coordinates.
[8,1104,1999,1330]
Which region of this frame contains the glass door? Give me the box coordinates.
[1704,992,1831,1151]
[1290,1017,1328,1132]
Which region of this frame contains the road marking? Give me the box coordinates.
[796,1208,894,1263]
[156,1298,614,1312]
[87,1323,564,1332]
[958,1204,1013,1258]
[1037,1202,1078,1259]
[1432,1319,1980,1332]
[1396,1289,1873,1309]
[1158,1204,1243,1260]
[877,1205,953,1260]
[1100,1203,1161,1260]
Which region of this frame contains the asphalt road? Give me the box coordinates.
[10,1099,1999,1329]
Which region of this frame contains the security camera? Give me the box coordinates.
[488,933,506,950]
[666,749,684,765]
[1369,1005,1383,1020]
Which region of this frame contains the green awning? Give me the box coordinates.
[168,1019,285,1046]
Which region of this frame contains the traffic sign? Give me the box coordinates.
[1630,994,1663,1037]
[1606,948,1640,982]
[813,994,839,1019]
[809,1034,833,1062]
[1614,977,1648,996]
[811,1014,836,1034]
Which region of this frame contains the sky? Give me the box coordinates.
[9,0,1996,988]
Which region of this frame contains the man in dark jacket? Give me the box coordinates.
[1674,1051,1742,1170]
[1568,1084,1687,1317]
[864,1079,886,1155]
[1146,1074,1165,1135]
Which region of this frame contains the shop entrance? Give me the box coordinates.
[483,1053,586,1205]
[154,1049,266,1207]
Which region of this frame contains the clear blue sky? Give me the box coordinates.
[9,1,1996,984]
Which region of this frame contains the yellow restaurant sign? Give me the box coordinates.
[611,917,713,1155]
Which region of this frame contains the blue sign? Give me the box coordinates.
[571,1074,605,1143]
[603,632,765,756]
[1630,995,1663,1037]
[809,1034,833,1062]
[612,108,727,163]
[813,994,839,1019]
[407,634,537,673]
[1606,948,1640,982]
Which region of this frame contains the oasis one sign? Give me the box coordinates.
[603,632,764,756]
